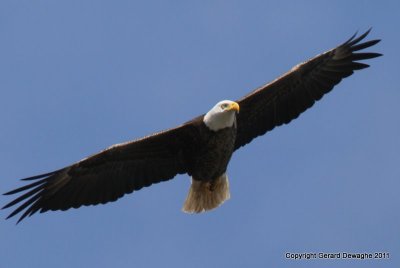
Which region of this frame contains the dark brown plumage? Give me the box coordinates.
[3,29,381,223]
[234,29,381,149]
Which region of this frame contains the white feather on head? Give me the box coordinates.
[203,100,239,131]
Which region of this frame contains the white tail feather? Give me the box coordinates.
[182,174,230,213]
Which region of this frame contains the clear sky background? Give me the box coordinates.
[1,1,398,267]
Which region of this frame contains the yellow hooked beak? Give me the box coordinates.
[227,102,240,113]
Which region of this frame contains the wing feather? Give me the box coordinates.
[234,29,381,150]
[3,123,200,223]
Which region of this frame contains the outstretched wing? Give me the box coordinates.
[234,29,382,150]
[3,123,200,223]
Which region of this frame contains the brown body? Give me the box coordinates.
[183,122,237,213]
[191,122,237,182]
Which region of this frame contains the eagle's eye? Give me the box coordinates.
[220,103,229,109]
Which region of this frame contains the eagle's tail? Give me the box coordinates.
[182,173,230,213]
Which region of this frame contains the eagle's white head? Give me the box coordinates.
[203,100,240,131]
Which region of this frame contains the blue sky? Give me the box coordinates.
[1,1,398,267]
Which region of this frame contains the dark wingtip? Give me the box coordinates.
[3,191,43,222]
[2,171,59,223]
[2,203,12,210]
[21,170,60,181]
[351,39,381,51]
[4,190,16,196]
[3,178,47,196]
[16,211,29,224]
[342,30,358,46]
[351,52,383,61]
[7,213,23,225]
[342,28,376,47]
[346,29,372,47]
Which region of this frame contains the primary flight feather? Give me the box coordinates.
[3,29,382,223]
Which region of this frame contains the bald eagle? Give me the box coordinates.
[3,30,381,223]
